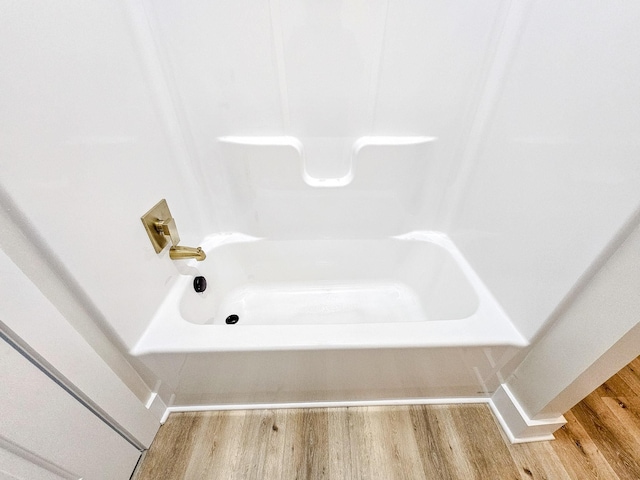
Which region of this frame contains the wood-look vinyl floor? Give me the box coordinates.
[135,357,640,480]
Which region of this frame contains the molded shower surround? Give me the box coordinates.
[214,136,441,239]
[121,0,640,431]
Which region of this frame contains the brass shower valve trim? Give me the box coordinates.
[141,199,206,261]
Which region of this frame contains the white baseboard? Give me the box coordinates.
[159,391,566,444]
[145,392,168,422]
[490,384,566,443]
[160,397,491,424]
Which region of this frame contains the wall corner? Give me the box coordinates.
[490,384,566,443]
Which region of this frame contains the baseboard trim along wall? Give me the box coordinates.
[160,397,494,424]
[158,394,560,445]
[145,392,168,422]
[490,384,567,443]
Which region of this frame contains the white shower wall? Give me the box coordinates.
[148,0,507,235]
[0,0,211,353]
[449,0,640,340]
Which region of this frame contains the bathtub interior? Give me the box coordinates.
[179,235,478,326]
[132,230,527,357]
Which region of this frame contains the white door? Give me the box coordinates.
[0,246,160,479]
[0,335,142,480]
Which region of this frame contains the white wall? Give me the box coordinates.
[0,249,159,448]
[450,0,640,340]
[499,213,640,430]
[0,0,212,353]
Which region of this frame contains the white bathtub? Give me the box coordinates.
[132,232,527,409]
[133,231,526,354]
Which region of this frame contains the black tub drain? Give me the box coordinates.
[226,314,239,325]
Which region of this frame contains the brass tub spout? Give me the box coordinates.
[169,245,206,261]
[141,199,207,262]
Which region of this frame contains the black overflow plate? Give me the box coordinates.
[193,276,207,293]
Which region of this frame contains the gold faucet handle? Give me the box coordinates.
[155,217,180,246]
